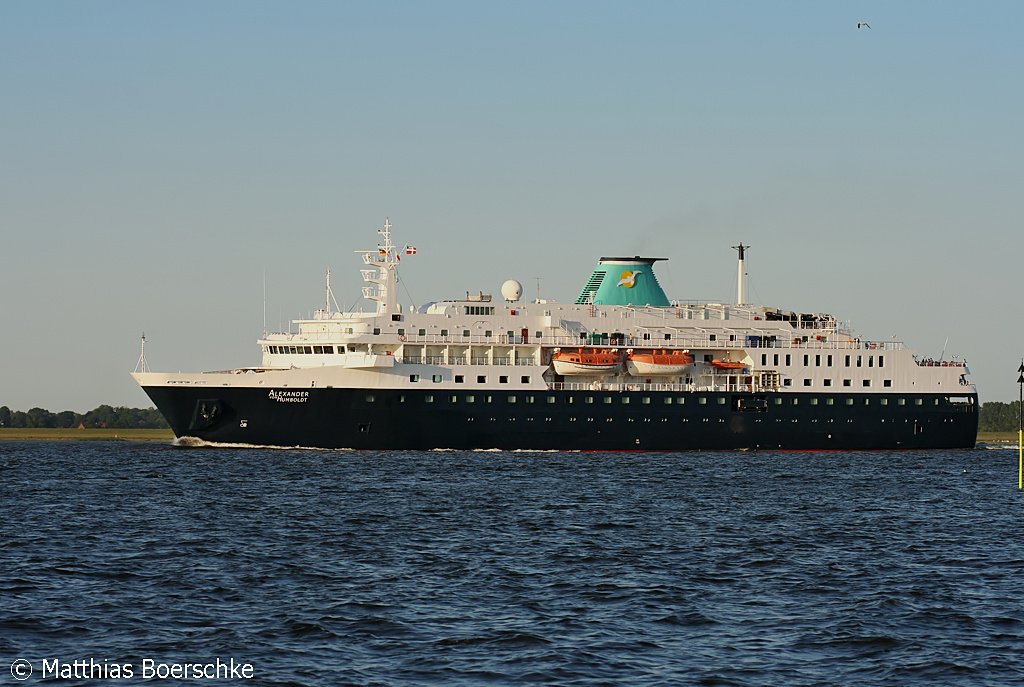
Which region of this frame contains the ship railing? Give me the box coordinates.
[395,356,538,367]
[914,357,968,367]
[347,333,904,351]
[545,381,754,393]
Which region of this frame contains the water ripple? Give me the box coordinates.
[2,443,1023,685]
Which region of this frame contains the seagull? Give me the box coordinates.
[857,21,871,29]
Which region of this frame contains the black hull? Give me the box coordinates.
[141,386,979,451]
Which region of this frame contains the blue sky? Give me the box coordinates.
[2,1,1022,411]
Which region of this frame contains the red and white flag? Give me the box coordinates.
[405,245,418,255]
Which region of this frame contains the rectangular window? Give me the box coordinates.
[879,355,885,368]
[774,354,779,366]
[774,397,783,405]
[881,398,889,406]
[664,397,673,405]
[373,328,380,335]
[783,379,792,386]
[508,396,517,404]
[432,374,442,383]
[450,395,458,403]
[884,380,892,388]
[845,355,851,367]
[366,395,376,403]
[398,329,405,336]
[425,395,434,403]
[843,379,851,387]
[521,376,530,384]
[463,330,470,337]
[824,379,832,387]
[477,375,486,383]
[547,396,556,404]
[803,355,809,366]
[803,379,812,387]
[717,397,726,405]
[440,329,448,336]
[699,397,708,405]
[898,398,907,406]
[815,354,821,366]
[466,395,475,403]
[642,397,651,405]
[827,355,833,366]
[410,374,420,382]
[826,398,835,405]
[762,354,767,365]
[585,397,594,404]
[868,356,874,368]
[785,354,791,366]
[857,355,863,368]
[810,398,818,405]
[418,329,426,336]
[862,379,871,387]
[526,396,535,404]
[604,397,613,404]
[664,333,672,340]
[455,375,464,383]
[500,376,509,383]
[846,398,855,405]
[915,398,923,406]
[621,397,630,404]
[677,397,685,405]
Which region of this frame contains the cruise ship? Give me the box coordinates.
[134,219,978,450]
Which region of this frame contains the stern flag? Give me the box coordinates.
[405,245,418,255]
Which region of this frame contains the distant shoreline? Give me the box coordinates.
[0,428,1016,446]
[0,428,174,441]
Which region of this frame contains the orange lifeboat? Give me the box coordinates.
[626,349,694,376]
[552,347,622,375]
[709,358,747,371]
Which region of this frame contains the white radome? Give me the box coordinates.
[501,279,523,303]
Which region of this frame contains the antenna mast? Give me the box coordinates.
[134,333,150,373]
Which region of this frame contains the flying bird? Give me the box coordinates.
[857,22,871,29]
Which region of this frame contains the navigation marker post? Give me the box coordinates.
[1018,360,1023,490]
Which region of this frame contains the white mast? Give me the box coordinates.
[134,333,150,373]
[733,243,748,306]
[356,217,403,316]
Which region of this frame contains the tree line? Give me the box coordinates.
[0,405,169,429]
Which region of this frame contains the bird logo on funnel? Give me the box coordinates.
[617,270,640,288]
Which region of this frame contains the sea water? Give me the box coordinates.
[2,442,1023,685]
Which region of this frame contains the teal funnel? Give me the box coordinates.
[575,257,670,306]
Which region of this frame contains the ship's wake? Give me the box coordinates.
[172,436,354,451]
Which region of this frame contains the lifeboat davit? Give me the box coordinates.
[709,358,747,371]
[552,348,622,375]
[626,348,694,376]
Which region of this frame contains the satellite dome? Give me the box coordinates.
[501,279,523,303]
